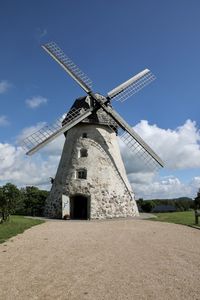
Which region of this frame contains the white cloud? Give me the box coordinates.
[39,28,47,39]
[132,119,200,169]
[17,122,47,143]
[131,175,181,199]
[118,119,200,199]
[0,120,64,188]
[0,115,9,126]
[40,135,65,156]
[0,80,11,94]
[130,175,200,200]
[119,119,200,175]
[26,96,48,108]
[189,177,200,191]
[0,143,60,189]
[17,121,65,156]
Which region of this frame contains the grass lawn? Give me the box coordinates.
[150,211,199,227]
[0,215,44,243]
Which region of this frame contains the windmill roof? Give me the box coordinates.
[63,96,118,130]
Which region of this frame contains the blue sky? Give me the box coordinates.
[0,0,200,199]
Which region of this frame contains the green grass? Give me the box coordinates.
[0,215,44,243]
[150,211,199,227]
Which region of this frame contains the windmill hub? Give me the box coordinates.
[62,95,118,132]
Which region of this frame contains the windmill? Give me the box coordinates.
[22,42,164,220]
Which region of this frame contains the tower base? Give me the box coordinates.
[45,123,139,219]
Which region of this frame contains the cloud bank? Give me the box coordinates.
[0,119,199,199]
[133,119,200,169]
[120,119,200,199]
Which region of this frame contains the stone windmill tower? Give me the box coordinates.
[22,42,164,220]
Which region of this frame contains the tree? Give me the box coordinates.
[141,200,154,213]
[0,183,20,222]
[0,187,6,222]
[136,198,144,212]
[22,186,49,216]
[194,189,200,210]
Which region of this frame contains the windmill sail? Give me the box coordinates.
[107,69,155,102]
[42,42,92,93]
[106,106,163,168]
[22,107,93,155]
[118,129,161,170]
[23,40,163,169]
[90,95,164,168]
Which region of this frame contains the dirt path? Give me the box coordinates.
[0,219,200,300]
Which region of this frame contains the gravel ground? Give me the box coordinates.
[0,219,200,300]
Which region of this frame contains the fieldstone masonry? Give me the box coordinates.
[45,122,139,219]
[45,96,139,219]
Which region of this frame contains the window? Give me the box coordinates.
[77,169,87,179]
[80,148,88,157]
[82,133,87,138]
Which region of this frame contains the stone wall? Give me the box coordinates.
[45,123,139,219]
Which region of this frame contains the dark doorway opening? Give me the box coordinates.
[70,195,90,220]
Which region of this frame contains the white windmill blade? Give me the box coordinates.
[22,107,93,155]
[107,69,156,102]
[118,129,161,171]
[91,95,164,168]
[42,42,92,94]
[109,108,163,168]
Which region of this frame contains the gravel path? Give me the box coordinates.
[0,219,200,300]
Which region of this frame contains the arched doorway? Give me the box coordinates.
[70,195,90,220]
